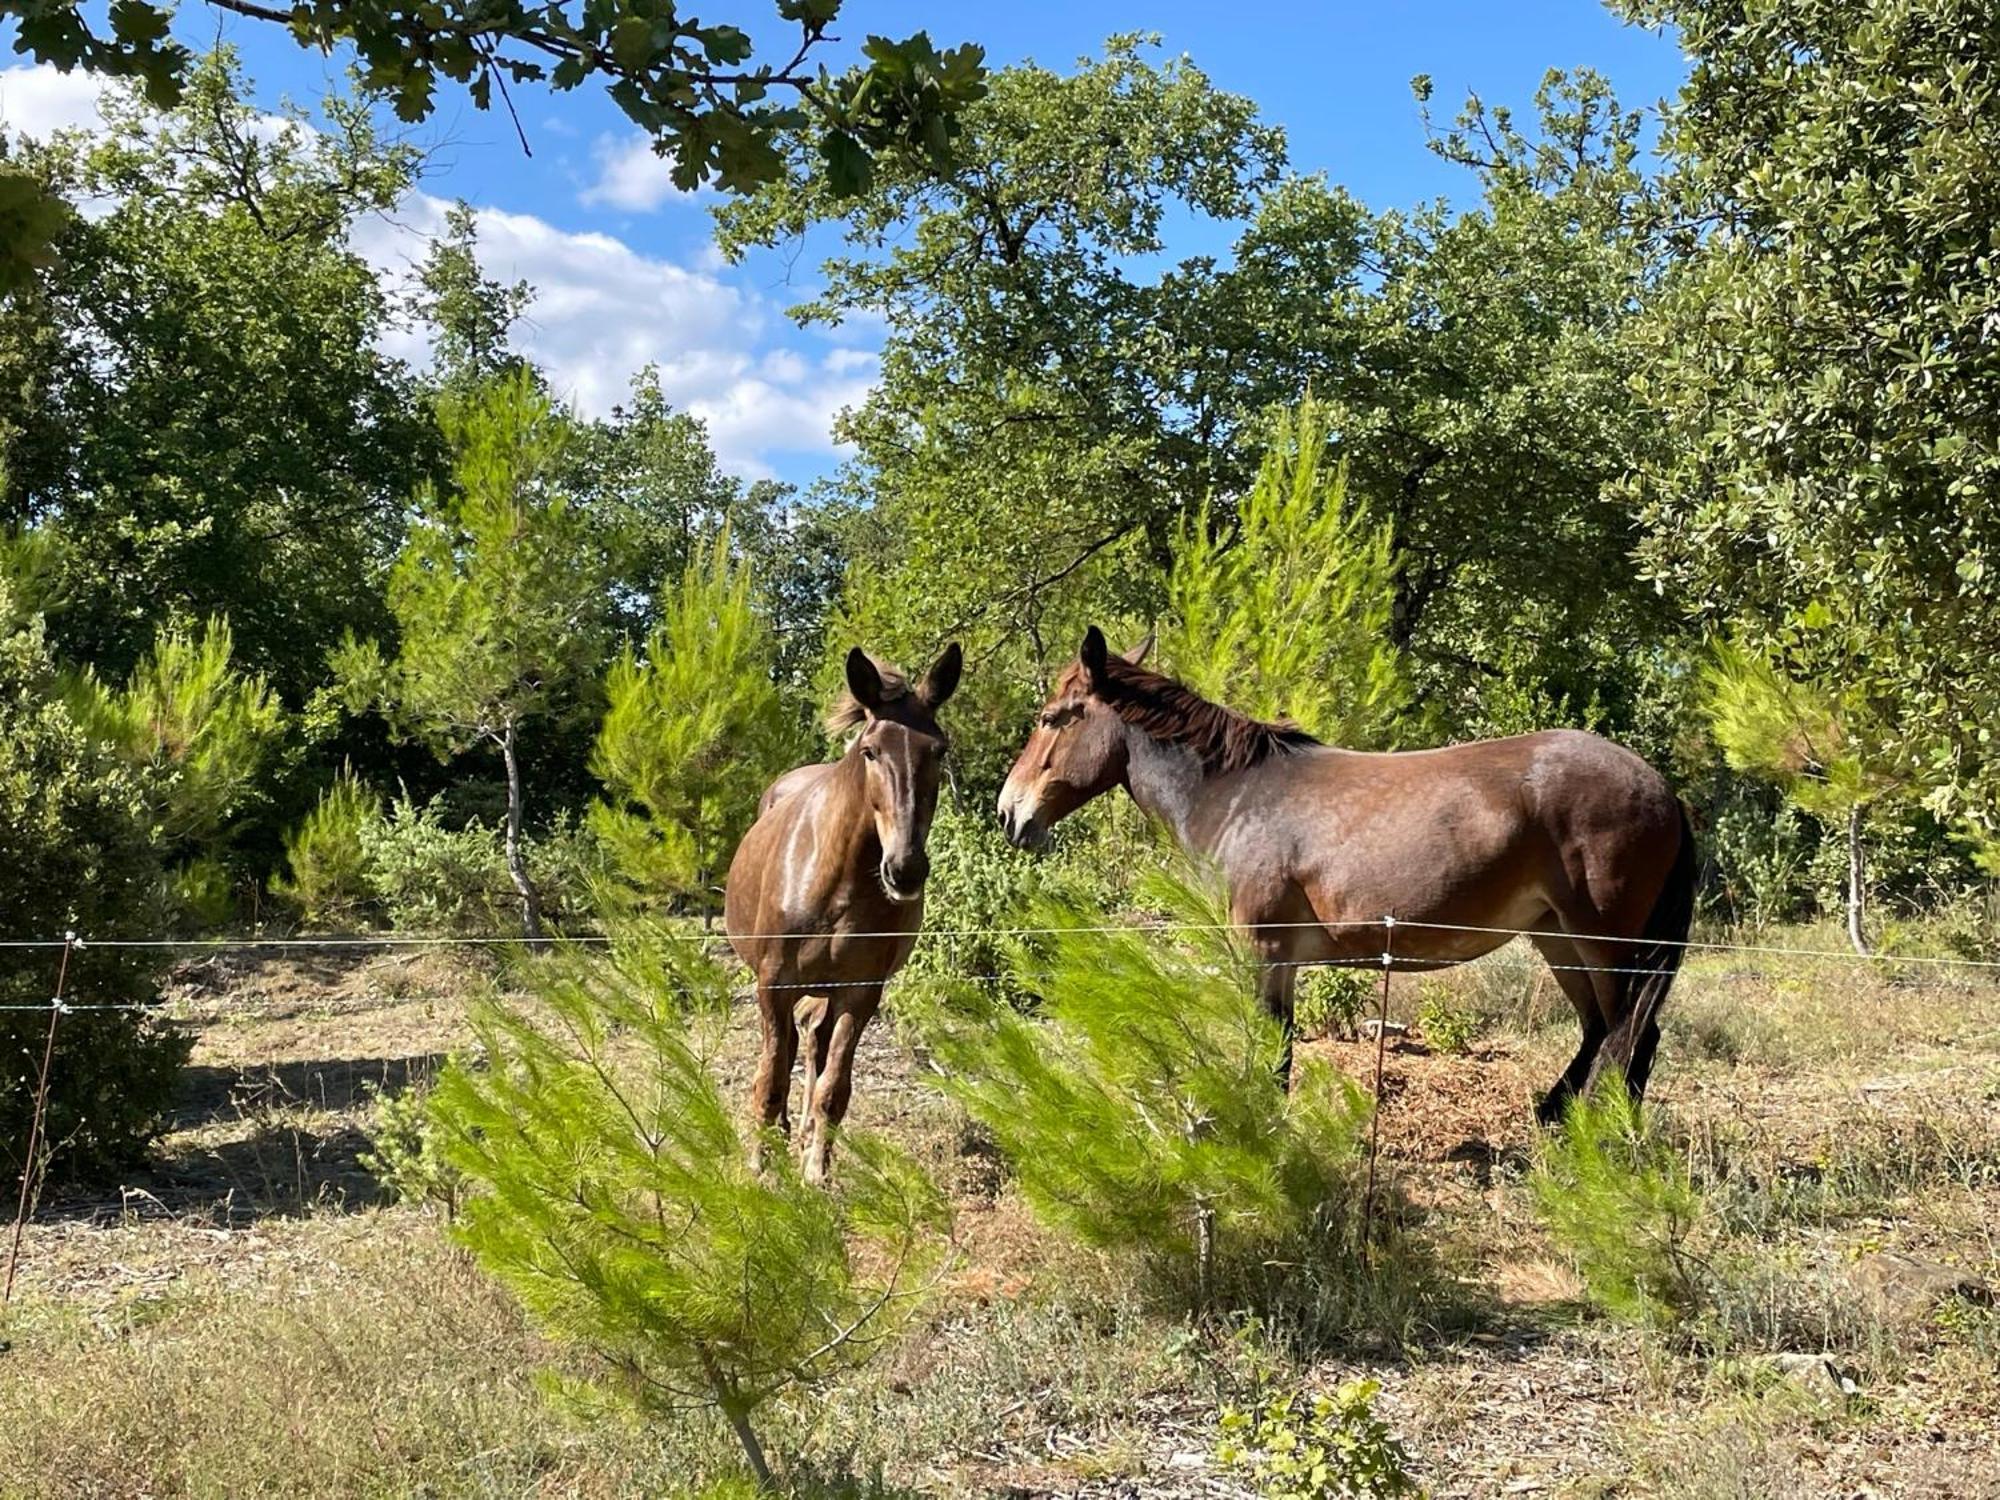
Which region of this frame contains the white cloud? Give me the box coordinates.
[0,63,113,140]
[579,132,695,213]
[356,193,871,476]
[0,63,877,479]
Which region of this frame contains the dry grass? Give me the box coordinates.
[4,935,1999,1497]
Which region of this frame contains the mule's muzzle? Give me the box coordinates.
[880,852,929,903]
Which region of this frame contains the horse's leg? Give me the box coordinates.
[748,980,799,1169]
[1530,932,1610,1126]
[803,984,882,1185]
[793,992,830,1147]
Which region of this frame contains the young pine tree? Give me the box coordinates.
[1164,399,1415,749]
[63,613,286,922]
[428,931,950,1488]
[334,370,607,943]
[1704,634,1915,955]
[924,864,1370,1307]
[589,531,801,918]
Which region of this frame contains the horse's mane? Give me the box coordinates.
[825,656,912,732]
[1061,656,1320,776]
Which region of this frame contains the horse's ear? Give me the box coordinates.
[845,647,885,713]
[1080,625,1110,690]
[918,641,962,709]
[1123,631,1155,667]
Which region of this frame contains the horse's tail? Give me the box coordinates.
[1611,801,1697,1100]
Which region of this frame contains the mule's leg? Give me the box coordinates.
[803,984,883,1185]
[1530,932,1610,1126]
[748,981,799,1169]
[1257,960,1300,1091]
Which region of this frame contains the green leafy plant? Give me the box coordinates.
[428,930,951,1489]
[1164,400,1414,749]
[273,769,383,929]
[588,530,801,917]
[1294,967,1374,1040]
[1217,1380,1422,1499]
[1413,983,1478,1056]
[924,863,1369,1307]
[1530,1084,1708,1327]
[360,1072,464,1216]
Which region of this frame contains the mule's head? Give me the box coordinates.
[997,625,1151,850]
[838,642,962,902]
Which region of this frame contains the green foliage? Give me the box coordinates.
[361,1073,463,1215]
[1164,401,1412,747]
[64,613,286,859]
[589,531,800,912]
[429,930,950,1484]
[340,369,609,940]
[1530,1085,1707,1327]
[355,794,508,935]
[11,52,434,698]
[0,573,189,1182]
[1704,637,1911,824]
[273,769,383,929]
[1293,967,1373,1041]
[1413,983,1478,1056]
[1217,1381,1422,1500]
[723,44,1666,748]
[1621,0,2000,828]
[924,864,1369,1306]
[5,0,983,207]
[897,798,1126,1007]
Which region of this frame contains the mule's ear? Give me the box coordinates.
[1123,631,1155,667]
[1080,625,1110,690]
[918,640,963,709]
[845,647,885,714]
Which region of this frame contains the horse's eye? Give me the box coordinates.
[862,747,877,762]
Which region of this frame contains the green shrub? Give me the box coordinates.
[429,928,951,1489]
[1,581,189,1182]
[1413,982,1478,1055]
[273,769,383,929]
[360,1072,463,1215]
[1216,1380,1421,1499]
[1295,967,1373,1040]
[360,794,511,932]
[925,864,1369,1308]
[1530,1085,1707,1327]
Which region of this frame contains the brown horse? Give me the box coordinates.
[997,627,1695,1121]
[726,643,962,1181]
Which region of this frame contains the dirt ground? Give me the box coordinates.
[4,940,1999,1498]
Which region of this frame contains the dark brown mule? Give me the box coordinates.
[998,628,1695,1122]
[726,643,962,1181]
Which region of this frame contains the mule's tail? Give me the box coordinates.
[1607,802,1697,1100]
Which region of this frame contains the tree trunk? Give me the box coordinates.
[1846,802,1869,957]
[498,721,546,947]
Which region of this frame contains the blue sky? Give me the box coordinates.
[0,3,1687,487]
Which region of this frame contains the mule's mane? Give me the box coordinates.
[1062,656,1319,776]
[825,656,912,732]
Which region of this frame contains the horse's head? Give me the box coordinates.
[998,626,1151,850]
[837,642,962,902]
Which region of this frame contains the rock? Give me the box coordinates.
[1848,1252,1994,1327]
[1748,1352,1860,1402]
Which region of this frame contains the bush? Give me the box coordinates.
[1413,982,1479,1055]
[1530,1085,1708,1327]
[924,864,1369,1308]
[360,1071,463,1215]
[900,798,1128,1009]
[273,769,383,929]
[0,584,189,1182]
[360,794,511,933]
[1295,967,1373,1040]
[1217,1380,1421,1500]
[429,928,951,1489]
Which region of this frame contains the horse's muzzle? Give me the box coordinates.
[880,853,928,903]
